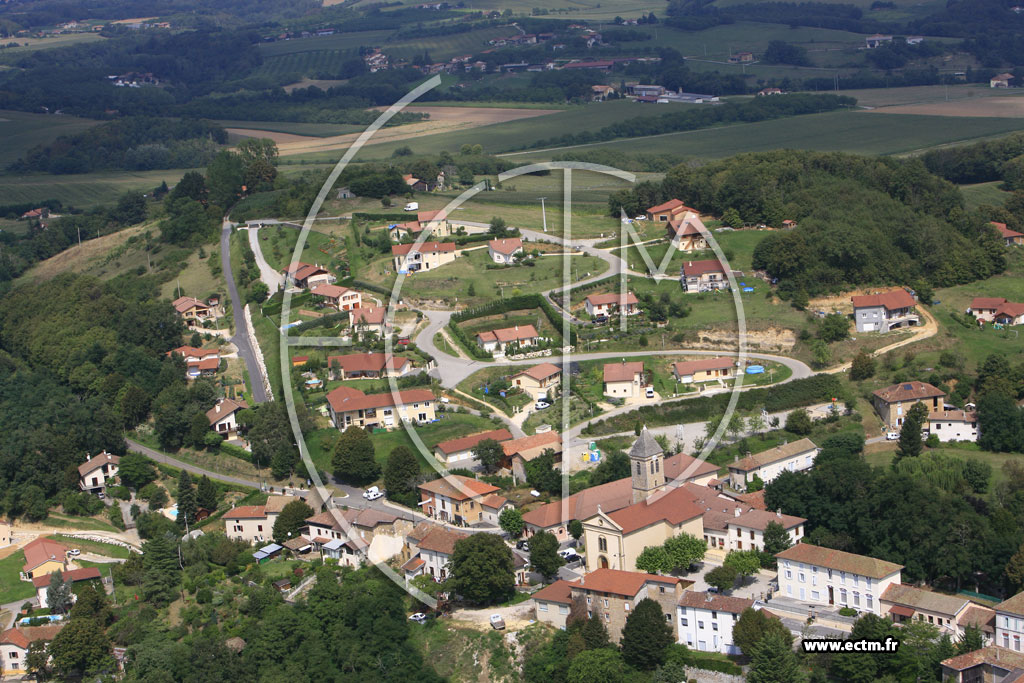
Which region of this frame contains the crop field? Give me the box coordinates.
[0,109,100,169]
[0,32,104,63]
[259,30,393,58]
[0,168,190,208]
[645,21,870,60]
[218,120,365,138]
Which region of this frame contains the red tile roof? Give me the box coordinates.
[672,357,734,376]
[22,537,67,572]
[224,505,266,520]
[206,398,249,425]
[0,624,65,649]
[326,352,409,375]
[575,568,679,597]
[586,292,639,307]
[501,431,561,457]
[682,259,725,277]
[77,452,120,477]
[401,556,425,572]
[873,381,945,404]
[679,591,754,614]
[851,289,916,311]
[732,509,805,531]
[326,387,434,414]
[434,429,513,456]
[417,210,447,223]
[533,579,574,604]
[995,590,1024,616]
[32,566,101,588]
[352,306,386,326]
[775,543,902,579]
[603,361,644,383]
[477,325,540,344]
[972,297,1007,310]
[993,222,1024,239]
[391,241,456,256]
[605,486,706,534]
[734,490,766,510]
[489,238,524,255]
[480,494,508,509]
[418,474,500,502]
[513,362,561,382]
[168,345,220,359]
[172,296,209,314]
[731,438,818,472]
[996,302,1024,319]
[416,527,469,555]
[941,645,1024,672]
[311,284,354,299]
[647,199,696,215]
[189,358,220,372]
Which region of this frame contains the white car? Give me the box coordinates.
[67,549,81,557]
[363,486,384,500]
[534,400,551,411]
[886,431,899,441]
[404,202,419,211]
[409,613,427,624]
[489,614,506,630]
[634,215,647,221]
[645,387,655,399]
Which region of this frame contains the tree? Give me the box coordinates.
[620,598,674,670]
[747,414,767,437]
[448,533,515,606]
[525,449,561,495]
[1007,541,1024,592]
[26,639,49,678]
[762,521,792,558]
[748,630,807,683]
[472,438,505,474]
[45,569,73,614]
[249,401,303,479]
[705,565,738,592]
[567,648,626,683]
[568,519,584,542]
[734,608,794,657]
[237,138,278,190]
[141,533,180,606]
[896,401,929,462]
[763,40,810,66]
[785,408,812,436]
[247,281,269,304]
[272,500,314,544]
[176,470,197,528]
[581,615,610,649]
[530,531,565,581]
[116,452,156,490]
[196,475,218,511]
[957,624,985,655]
[206,150,245,208]
[70,583,112,625]
[747,474,765,492]
[663,533,706,571]
[49,617,112,677]
[332,426,380,485]
[488,216,508,236]
[499,507,524,538]
[636,545,670,574]
[818,313,849,343]
[721,207,742,228]
[850,350,875,380]
[810,339,831,368]
[383,445,420,505]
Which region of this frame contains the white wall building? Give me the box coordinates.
[996,592,1024,652]
[677,592,754,654]
[775,543,903,616]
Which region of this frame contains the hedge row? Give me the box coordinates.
[291,311,349,334]
[220,442,253,463]
[582,373,846,436]
[353,212,415,223]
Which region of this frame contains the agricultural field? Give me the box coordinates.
[0,32,104,62]
[0,168,190,208]
[960,182,1010,211]
[0,109,100,169]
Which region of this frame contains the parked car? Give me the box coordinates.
[489,614,506,630]
[363,486,384,500]
[404,202,419,211]
[634,215,647,221]
[516,540,530,551]
[645,387,655,399]
[886,431,899,441]
[409,613,427,624]
[534,400,551,411]
[67,549,81,557]
[558,549,581,563]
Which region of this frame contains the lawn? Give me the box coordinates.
[455,366,534,417]
[456,307,563,345]
[53,535,132,559]
[158,241,224,301]
[864,444,1018,492]
[45,513,120,532]
[216,120,365,137]
[0,168,192,209]
[0,32,105,62]
[0,109,100,169]
[0,551,36,604]
[960,181,1010,211]
[305,411,504,479]
[522,393,596,436]
[380,248,609,305]
[253,224,338,272]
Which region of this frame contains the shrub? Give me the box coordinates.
[106,485,131,501]
[838,607,857,617]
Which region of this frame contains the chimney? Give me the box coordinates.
[84,453,91,463]
[705,593,713,602]
[776,509,782,517]
[734,508,741,517]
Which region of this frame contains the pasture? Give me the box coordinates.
[0,109,100,169]
[960,182,1010,210]
[0,168,189,208]
[0,32,104,63]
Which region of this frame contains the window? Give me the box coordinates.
[698,621,705,630]
[681,617,688,627]
[750,530,755,540]
[799,573,806,583]
[736,528,742,537]
[811,591,820,601]
[712,622,719,631]
[1014,635,1020,652]
[257,525,263,531]
[1005,634,1011,648]
[665,614,671,622]
[853,592,860,607]
[603,599,608,608]
[539,603,548,612]
[711,611,717,619]
[559,605,568,615]
[785,570,792,580]
[840,589,847,604]
[599,536,607,552]
[624,603,630,612]
[866,595,873,610]
[787,585,792,595]
[605,613,610,623]
[587,596,592,605]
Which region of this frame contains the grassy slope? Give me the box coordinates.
[0,551,36,604]
[0,109,100,169]
[0,168,192,209]
[960,181,1010,211]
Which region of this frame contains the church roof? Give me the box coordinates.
[629,427,662,460]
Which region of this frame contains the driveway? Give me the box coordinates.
[245,224,285,292]
[220,218,268,404]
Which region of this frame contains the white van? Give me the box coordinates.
[404,201,419,211]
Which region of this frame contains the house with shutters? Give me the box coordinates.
[0,624,65,676]
[310,284,362,311]
[168,345,222,379]
[224,505,271,544]
[432,429,513,466]
[927,410,979,443]
[666,214,708,252]
[475,324,541,355]
[388,210,455,240]
[672,357,734,384]
[78,452,120,493]
[19,537,68,581]
[696,491,806,553]
[488,238,524,264]
[172,296,213,325]
[646,199,699,222]
[585,293,640,319]
[510,362,562,401]
[326,386,436,430]
[996,302,1024,326]
[391,241,457,273]
[992,221,1024,246]
[882,583,994,643]
[727,438,819,491]
[873,381,946,429]
[681,259,728,293]
[207,398,249,437]
[350,305,389,339]
[941,646,1024,683]
[400,526,468,581]
[603,361,646,399]
[281,262,335,290]
[567,569,688,642]
[852,289,918,332]
[972,297,1012,322]
[326,352,411,380]
[677,593,755,654]
[417,475,502,525]
[775,543,902,615]
[994,591,1024,653]
[34,567,102,608]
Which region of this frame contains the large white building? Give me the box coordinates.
[727,438,819,492]
[677,592,754,654]
[775,543,903,616]
[996,592,1024,652]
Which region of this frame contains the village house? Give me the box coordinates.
[882,583,995,642]
[532,580,574,629]
[475,324,541,355]
[672,357,734,384]
[927,410,979,442]
[585,293,640,319]
[480,493,512,525]
[281,262,335,290]
[681,259,728,293]
[326,352,411,381]
[972,297,1011,322]
[571,569,688,642]
[510,362,562,401]
[996,302,1024,326]
[991,73,1015,88]
[852,289,919,333]
[873,381,946,429]
[302,508,406,562]
[391,241,458,273]
[646,198,698,222]
[310,284,362,311]
[704,503,806,553]
[388,210,454,240]
[0,624,65,676]
[591,84,616,101]
[728,51,755,63]
[350,306,389,339]
[992,221,1024,246]
[667,215,709,251]
[524,449,718,541]
[224,505,271,544]
[326,386,436,430]
[432,429,514,466]
[401,526,468,581]
[603,361,646,399]
[503,431,563,483]
[320,537,361,567]
[207,397,249,437]
[775,543,903,615]
[865,34,893,48]
[418,475,502,526]
[488,238,524,264]
[995,590,1024,652]
[168,345,221,380]
[757,87,784,96]
[34,567,102,608]
[78,452,120,493]
[677,593,755,654]
[727,438,820,492]
[172,296,212,325]
[20,537,68,581]
[941,646,1024,683]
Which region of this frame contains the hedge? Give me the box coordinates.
[220,442,254,463]
[291,311,349,334]
[346,278,392,297]
[688,655,743,676]
[582,374,846,436]
[353,212,416,223]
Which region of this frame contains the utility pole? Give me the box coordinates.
[538,197,548,232]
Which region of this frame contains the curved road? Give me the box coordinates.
[220,219,268,404]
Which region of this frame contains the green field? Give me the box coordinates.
[53,534,132,559]
[0,109,100,169]
[219,120,365,138]
[864,445,1018,491]
[0,32,105,63]
[961,181,1011,211]
[0,551,36,604]
[0,168,191,208]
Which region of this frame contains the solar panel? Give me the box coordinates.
[903,384,913,390]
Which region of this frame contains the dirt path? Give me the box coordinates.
[824,306,938,374]
[450,601,536,632]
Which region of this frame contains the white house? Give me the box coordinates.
[677,593,754,654]
[488,238,524,264]
[584,292,640,319]
[927,410,979,443]
[775,544,903,616]
[727,438,819,491]
[207,398,249,437]
[475,325,540,355]
[34,567,102,608]
[224,505,270,543]
[996,592,1024,652]
[603,361,645,398]
[78,452,120,493]
[401,526,468,581]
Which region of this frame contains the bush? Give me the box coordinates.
[838,607,857,617]
[220,442,254,463]
[108,506,126,530]
[106,485,131,501]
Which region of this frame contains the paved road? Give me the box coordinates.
[245,224,285,292]
[128,437,262,489]
[220,219,268,404]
